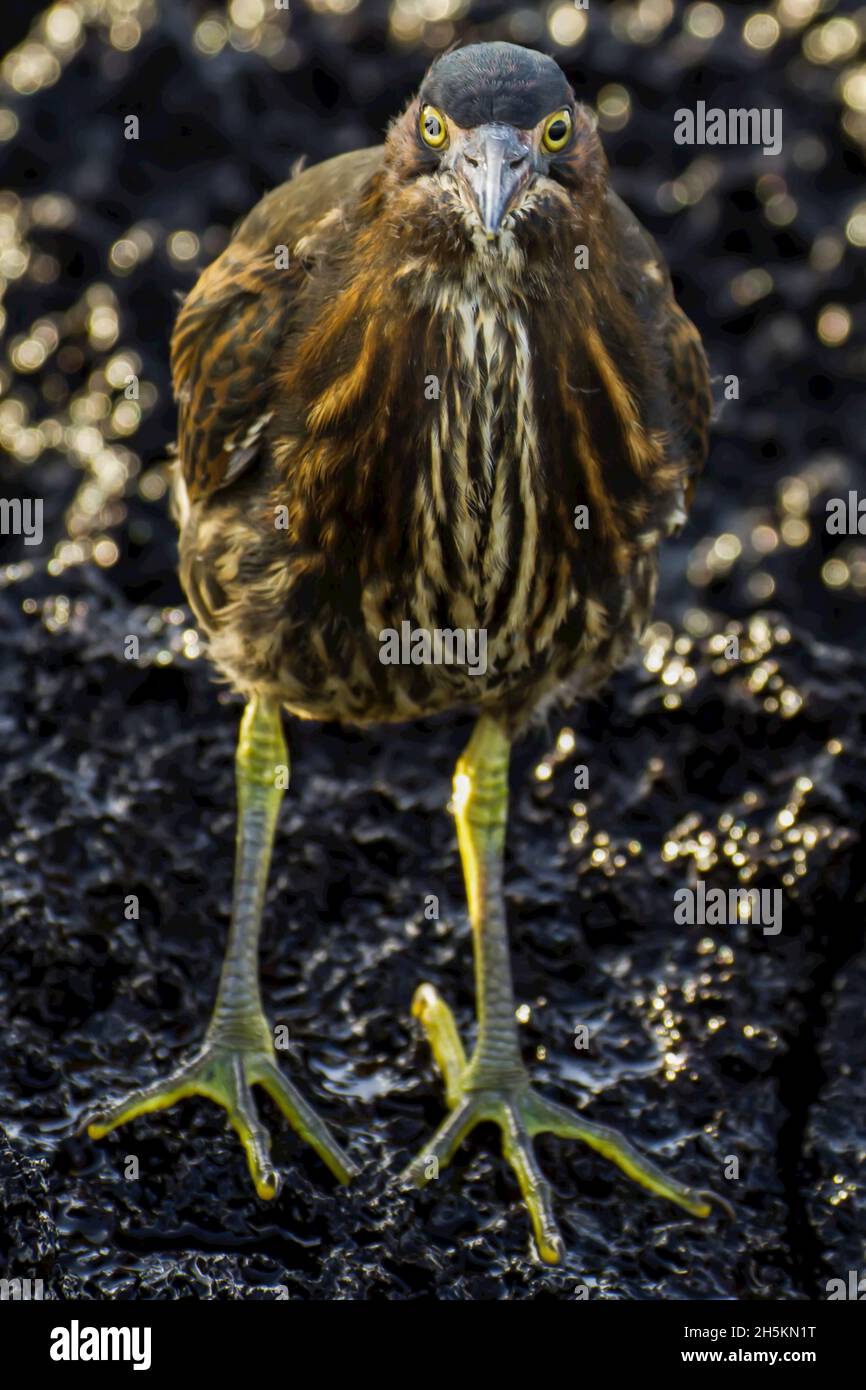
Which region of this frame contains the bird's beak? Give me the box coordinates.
[450,124,533,238]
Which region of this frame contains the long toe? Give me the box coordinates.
[255,1056,359,1184]
[87,1040,356,1194]
[500,1103,564,1265]
[86,1063,200,1139]
[221,1054,282,1199]
[533,1093,721,1219]
[402,1097,482,1187]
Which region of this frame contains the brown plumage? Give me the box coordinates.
[170,52,709,734]
[89,43,717,1262]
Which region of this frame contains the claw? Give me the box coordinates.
[695,1187,736,1221]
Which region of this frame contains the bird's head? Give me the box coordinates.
[381,42,607,265]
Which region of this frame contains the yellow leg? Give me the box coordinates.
[405,714,731,1263]
[88,695,358,1192]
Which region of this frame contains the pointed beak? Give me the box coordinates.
[451,124,533,238]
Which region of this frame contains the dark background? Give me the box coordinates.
[0,0,864,1300]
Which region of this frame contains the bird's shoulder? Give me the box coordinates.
[604,188,711,512]
[171,146,385,502]
[233,145,385,251]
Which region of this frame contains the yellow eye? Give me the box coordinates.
[420,105,448,149]
[542,108,572,153]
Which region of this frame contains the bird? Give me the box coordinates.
[87,40,723,1264]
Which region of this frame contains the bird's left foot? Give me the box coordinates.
[403,983,732,1264]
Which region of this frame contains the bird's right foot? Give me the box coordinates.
[87,1022,358,1195]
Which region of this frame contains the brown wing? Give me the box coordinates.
[660,300,712,513]
[171,145,385,503]
[607,190,711,514]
